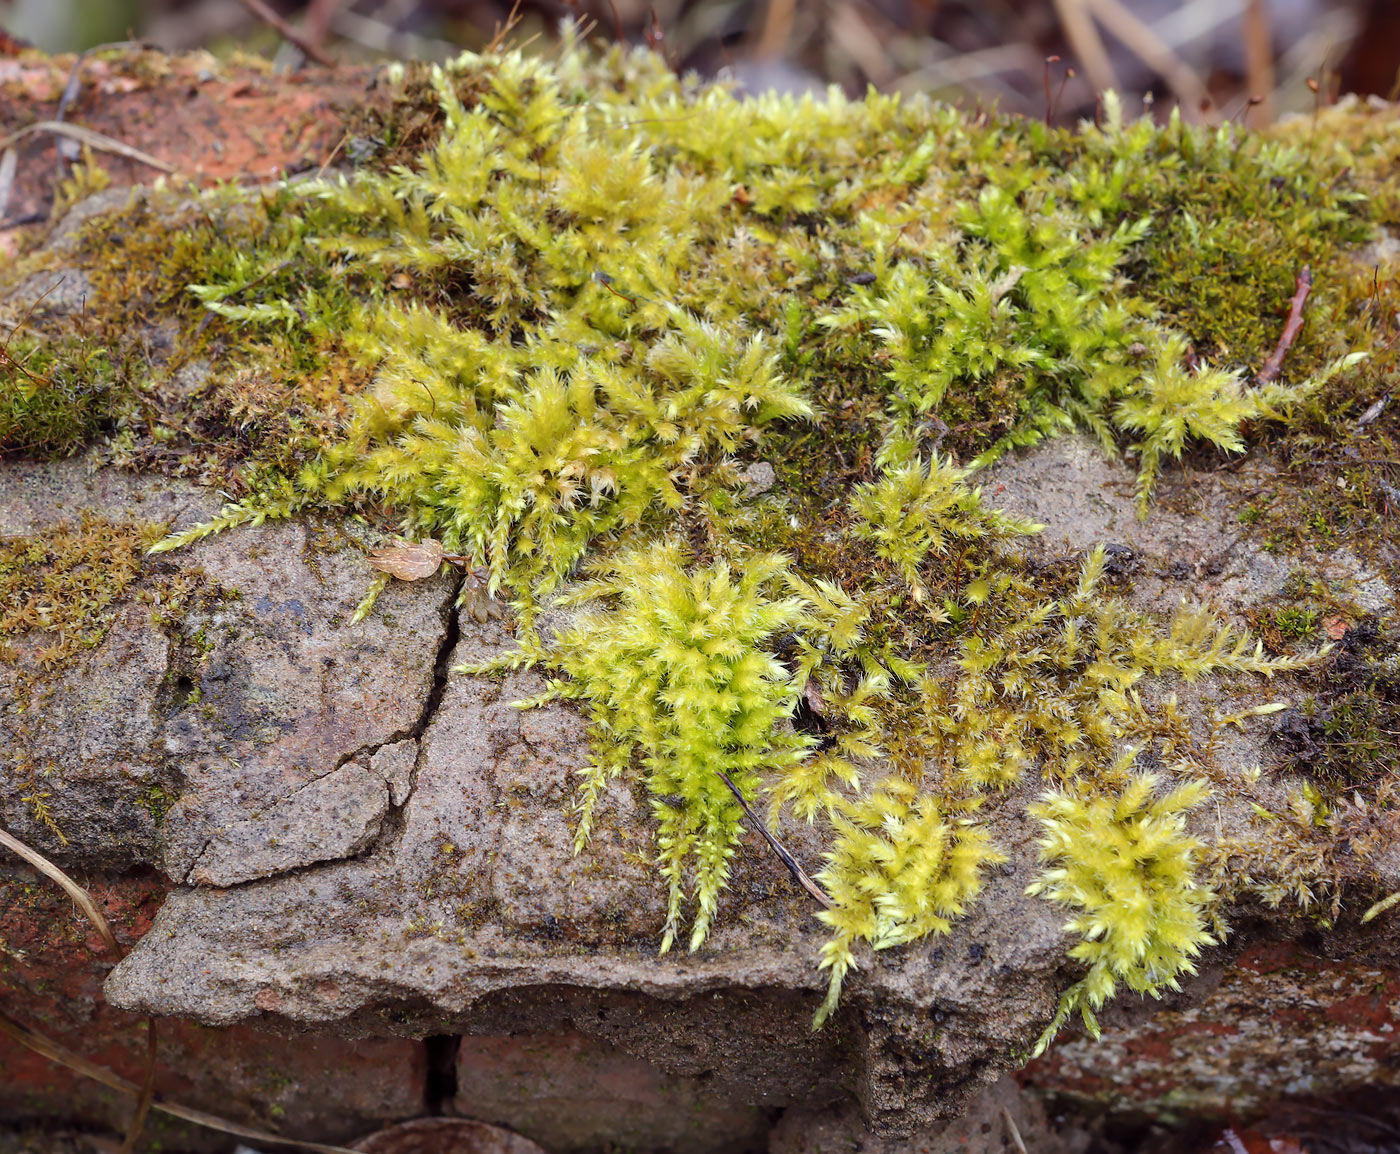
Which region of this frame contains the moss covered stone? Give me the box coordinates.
[5,39,1400,1070]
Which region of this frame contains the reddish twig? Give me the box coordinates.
[302,0,342,51]
[604,0,625,42]
[1257,266,1313,385]
[117,1019,158,1154]
[1042,56,1060,126]
[0,279,64,386]
[237,0,338,68]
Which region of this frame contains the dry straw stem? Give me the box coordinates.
[1002,1108,1030,1154]
[0,825,356,1152]
[1052,0,1120,95]
[0,826,118,954]
[0,121,174,174]
[1052,0,1209,113]
[0,1014,361,1154]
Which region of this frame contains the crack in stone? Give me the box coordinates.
[397,575,464,811]
[179,574,465,888]
[321,573,464,794]
[182,837,214,885]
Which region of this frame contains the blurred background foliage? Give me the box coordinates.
[0,0,1397,127]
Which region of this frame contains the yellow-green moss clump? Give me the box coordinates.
[0,335,125,457]
[1026,771,1216,1051]
[0,514,164,666]
[126,41,1398,1040]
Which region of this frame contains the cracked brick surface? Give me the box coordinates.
[0,458,455,882]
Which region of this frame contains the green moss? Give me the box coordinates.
[506,541,812,953]
[1274,605,1322,640]
[0,513,164,666]
[0,333,124,457]
[138,785,177,826]
[1273,619,1400,795]
[816,779,1003,1026]
[1026,771,1215,1050]
[115,43,1400,1039]
[1107,107,1370,374]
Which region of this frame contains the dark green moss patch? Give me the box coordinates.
[1273,617,1400,794]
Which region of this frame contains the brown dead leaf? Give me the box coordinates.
[368,540,446,581]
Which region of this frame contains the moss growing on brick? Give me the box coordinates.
[7,39,1395,1040]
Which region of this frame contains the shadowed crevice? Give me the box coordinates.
[423,1033,462,1115]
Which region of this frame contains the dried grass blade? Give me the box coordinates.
[0,825,118,955]
[0,1013,361,1154]
[0,147,16,220]
[0,122,175,174]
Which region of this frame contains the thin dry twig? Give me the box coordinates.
[118,1019,159,1154]
[237,0,339,68]
[1052,0,1119,97]
[716,770,832,909]
[1257,265,1314,385]
[302,0,342,52]
[0,826,118,954]
[831,3,896,88]
[1002,1107,1031,1154]
[0,121,175,174]
[754,0,796,58]
[0,1014,362,1154]
[1,278,66,386]
[1084,0,1211,112]
[1242,0,1276,124]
